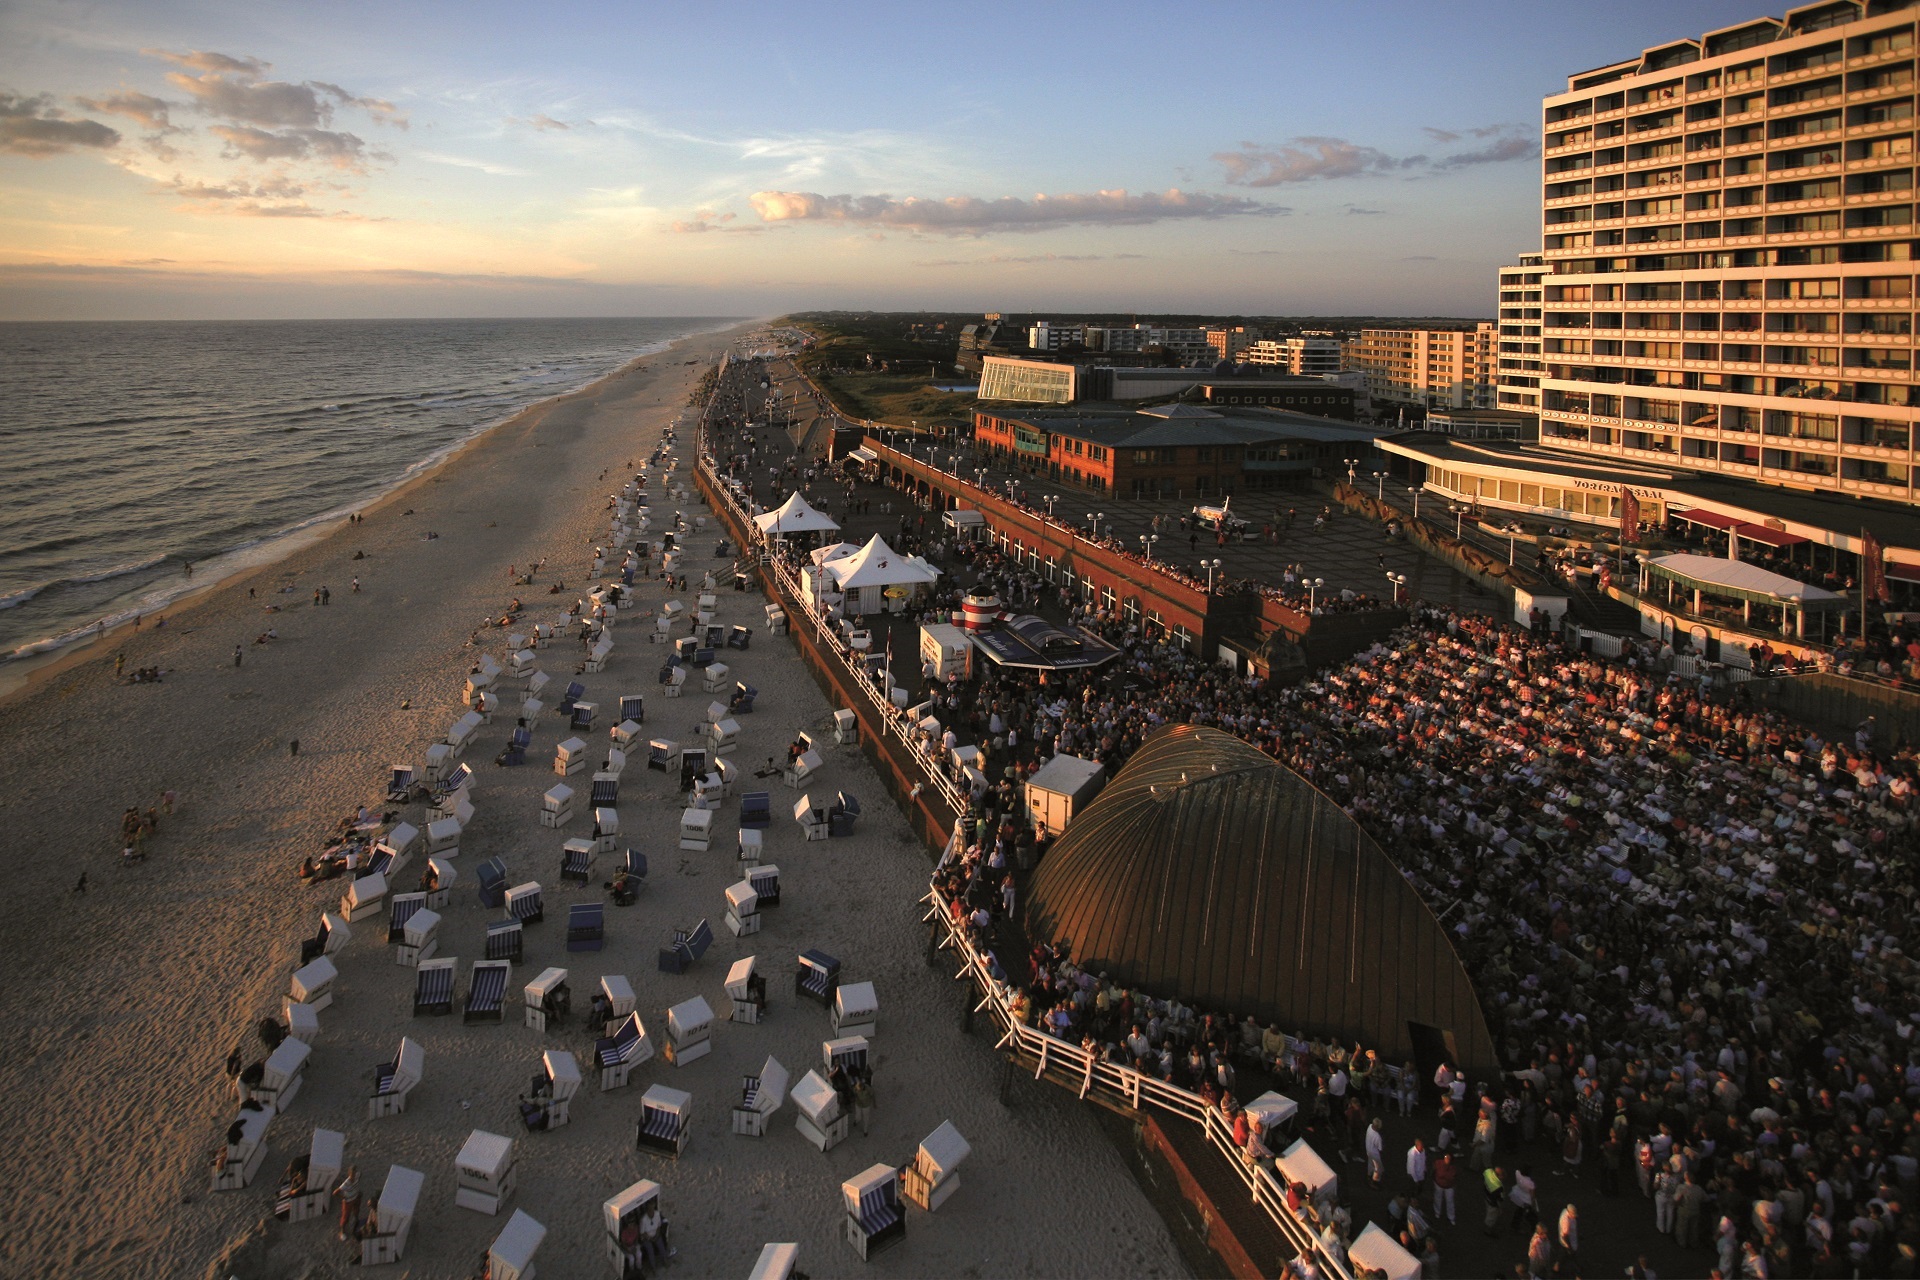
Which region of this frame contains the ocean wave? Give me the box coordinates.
[0,582,49,610]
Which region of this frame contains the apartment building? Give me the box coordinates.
[1534,0,1920,506]
[1205,326,1254,360]
[1084,325,1213,359]
[1246,333,1346,376]
[1027,322,1085,351]
[1497,254,1547,422]
[1346,324,1498,412]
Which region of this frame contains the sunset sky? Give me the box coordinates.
[1,0,1766,320]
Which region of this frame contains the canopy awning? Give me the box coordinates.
[1889,559,1920,584]
[752,492,840,536]
[942,509,986,527]
[1671,508,1741,530]
[1733,522,1809,548]
[1648,553,1848,609]
[845,446,878,464]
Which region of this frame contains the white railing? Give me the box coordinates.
[924,870,1353,1280]
[694,434,970,816]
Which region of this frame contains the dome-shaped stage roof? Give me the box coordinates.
[1023,724,1497,1078]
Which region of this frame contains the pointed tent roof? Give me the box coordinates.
[822,534,941,591]
[752,492,840,536]
[808,540,862,566]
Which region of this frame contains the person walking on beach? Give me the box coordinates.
[234,645,243,668]
[351,577,360,593]
[290,739,300,758]
[114,652,125,677]
[333,1165,362,1241]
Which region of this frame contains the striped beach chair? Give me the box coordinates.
[486,918,523,962]
[464,959,511,1022]
[413,958,456,1016]
[566,902,604,952]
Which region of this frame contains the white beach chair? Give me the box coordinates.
[833,982,878,1038]
[731,1055,790,1137]
[662,667,686,698]
[276,1127,343,1222]
[520,697,545,730]
[523,966,570,1032]
[737,827,763,864]
[903,1121,972,1211]
[792,794,828,842]
[487,1209,546,1280]
[213,1106,273,1191]
[423,742,453,784]
[454,1129,518,1216]
[382,822,423,860]
[368,1036,425,1118]
[425,856,458,910]
[541,783,574,829]
[250,1036,311,1113]
[397,905,441,968]
[288,955,338,1013]
[783,749,822,789]
[603,1180,662,1278]
[748,1244,801,1280]
[824,1036,870,1079]
[506,881,544,924]
[843,1164,906,1260]
[725,879,760,937]
[554,736,589,777]
[592,806,620,854]
[447,712,482,758]
[611,718,643,752]
[525,669,550,699]
[678,806,713,851]
[285,1000,320,1045]
[791,1069,848,1152]
[664,996,714,1067]
[702,661,730,693]
[707,717,740,756]
[340,871,388,922]
[636,1084,692,1159]
[646,738,680,773]
[425,816,462,858]
[523,1049,581,1131]
[599,974,635,1034]
[596,1012,655,1090]
[833,709,857,744]
[359,1165,425,1265]
[726,955,766,1024]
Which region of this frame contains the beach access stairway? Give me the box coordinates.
[923,828,1351,1280]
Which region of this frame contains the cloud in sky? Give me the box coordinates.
[0,92,120,156]
[74,90,178,133]
[1216,126,1534,186]
[748,187,1283,234]
[526,113,570,131]
[211,124,373,171]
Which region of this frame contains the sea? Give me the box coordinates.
[0,316,740,663]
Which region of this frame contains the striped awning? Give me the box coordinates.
[1670,508,1741,530]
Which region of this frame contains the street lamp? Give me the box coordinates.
[1093,511,1106,539]
[1372,471,1386,501]
[1044,494,1059,517]
[1385,571,1407,604]
[1139,533,1159,563]
[1407,486,1422,520]
[1203,558,1222,591]
[1508,528,1518,566]
[1307,576,1326,611]
[1344,457,1360,484]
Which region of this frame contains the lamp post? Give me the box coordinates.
[1450,503,1469,539]
[1508,528,1518,566]
[1204,558,1222,591]
[1344,457,1360,484]
[1139,533,1159,563]
[1307,576,1325,611]
[1407,486,1422,520]
[1386,570,1407,604]
[1372,471,1386,501]
[1636,553,1649,594]
[1044,494,1059,518]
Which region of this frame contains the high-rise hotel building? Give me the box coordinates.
[1536,0,1919,507]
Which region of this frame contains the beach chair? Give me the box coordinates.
[726,956,767,1024]
[690,771,723,810]
[213,1106,273,1190]
[288,955,338,1013]
[748,1244,800,1280]
[610,721,643,764]
[592,806,620,854]
[844,1164,906,1261]
[248,1036,311,1113]
[358,1165,425,1265]
[368,1037,424,1117]
[833,709,858,744]
[432,762,474,807]
[506,881,544,925]
[507,648,535,678]
[647,738,680,773]
[724,880,760,937]
[424,742,453,784]
[664,996,714,1067]
[520,697,545,730]
[657,917,713,974]
[454,1130,518,1216]
[903,1121,973,1212]
[603,1181,665,1278]
[297,911,352,967]
[737,827,763,866]
[340,870,388,922]
[740,791,772,829]
[600,748,629,785]
[446,713,480,759]
[636,1085,693,1160]
[560,838,595,883]
[425,815,463,859]
[747,863,781,909]
[485,918,523,962]
[520,1050,581,1132]
[285,1000,320,1045]
[678,748,708,792]
[825,1035,870,1075]
[567,902,605,952]
[701,661,730,693]
[783,750,822,789]
[275,1127,343,1222]
[707,717,740,756]
[795,950,840,1006]
[619,694,645,726]
[791,1069,848,1152]
[651,616,672,644]
[523,967,570,1032]
[660,599,685,625]
[571,697,598,729]
[393,899,442,968]
[694,646,716,668]
[599,974,636,1034]
[425,856,458,910]
[496,725,531,768]
[386,892,424,944]
[541,782,574,829]
[678,806,713,851]
[767,607,787,635]
[486,1209,545,1280]
[612,848,646,905]
[413,957,457,1016]
[830,791,861,837]
[386,766,416,804]
[793,794,828,842]
[661,667,686,698]
[476,856,508,908]
[728,625,752,650]
[730,681,758,715]
[556,680,586,716]
[554,736,589,777]
[732,1056,790,1137]
[595,1012,655,1090]
[672,637,696,663]
[465,959,511,1023]
[589,775,619,808]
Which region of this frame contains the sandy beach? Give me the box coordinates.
[0,323,1184,1279]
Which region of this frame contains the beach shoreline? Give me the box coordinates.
[0,321,746,708]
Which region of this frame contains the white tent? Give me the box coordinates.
[1347,1223,1420,1280]
[752,493,840,537]
[822,535,941,615]
[1647,554,1844,605]
[809,541,862,566]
